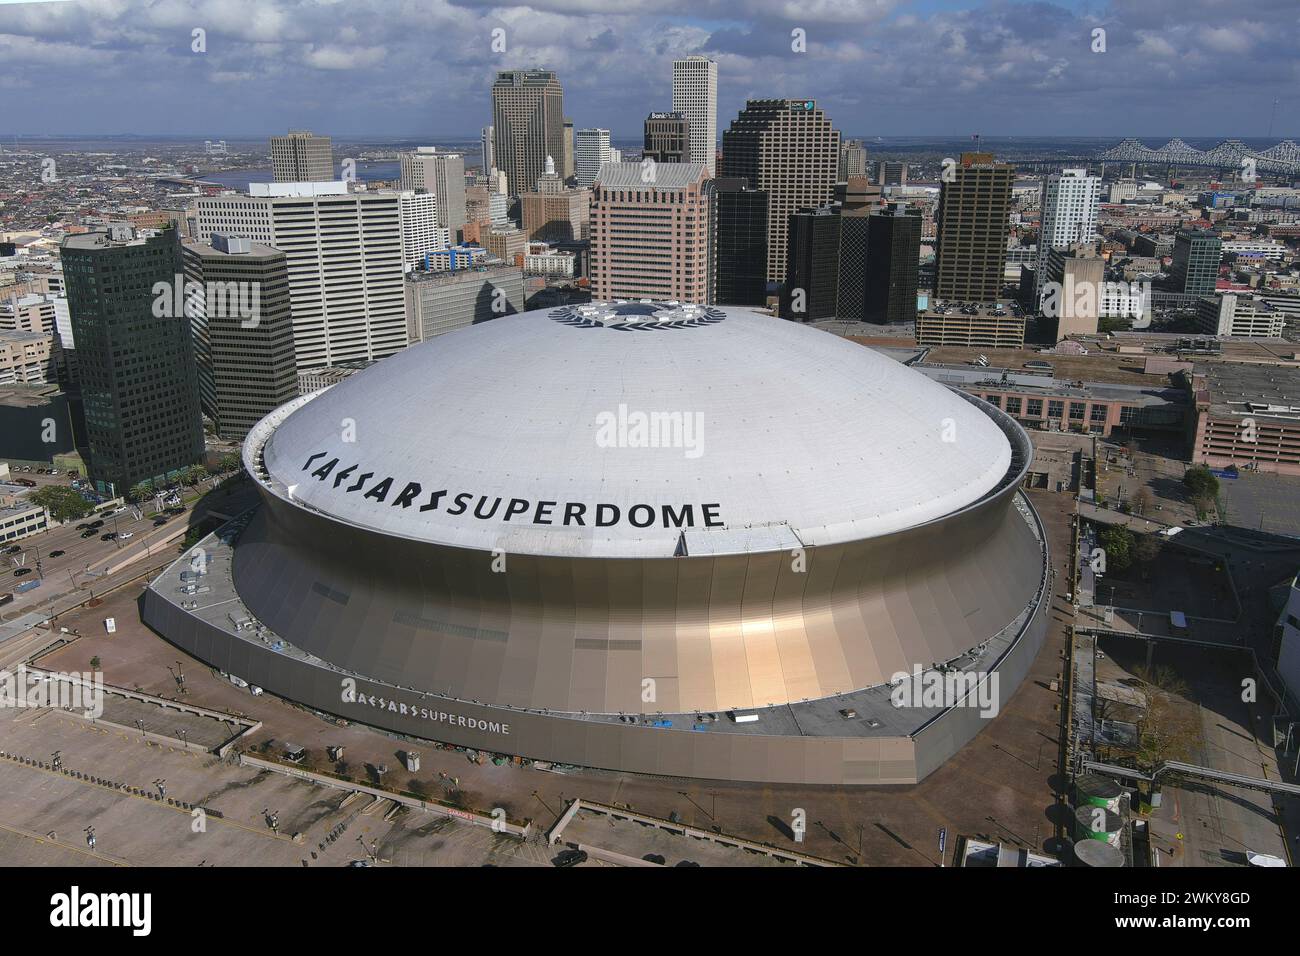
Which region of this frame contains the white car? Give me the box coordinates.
[118,531,134,540]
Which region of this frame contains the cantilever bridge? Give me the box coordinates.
[1096,138,1300,175]
[1007,138,1300,176]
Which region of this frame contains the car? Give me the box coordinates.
[48,550,65,557]
[89,520,104,529]
[13,568,31,577]
[551,848,588,867]
[81,530,96,539]
[76,523,89,530]
[153,517,169,526]
[100,533,117,541]
[118,532,134,540]
[4,545,21,555]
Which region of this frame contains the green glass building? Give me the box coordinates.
[62,225,204,495]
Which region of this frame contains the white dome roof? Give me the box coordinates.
[263,304,1012,558]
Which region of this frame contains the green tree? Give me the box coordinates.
[29,486,94,522]
[127,481,154,503]
[1098,525,1135,573]
[1182,465,1219,500]
[89,656,101,671]
[218,452,241,473]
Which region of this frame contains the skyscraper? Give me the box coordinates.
[839,140,869,180]
[575,128,612,188]
[399,147,467,242]
[707,178,768,306]
[62,225,204,493]
[644,111,689,163]
[195,182,407,372]
[181,234,298,441]
[562,116,575,181]
[480,126,494,173]
[590,162,710,303]
[864,203,922,324]
[720,99,840,283]
[270,130,334,183]
[492,70,565,198]
[1035,168,1101,294]
[672,55,717,174]
[1168,229,1223,296]
[781,208,841,321]
[396,191,450,271]
[934,152,1014,303]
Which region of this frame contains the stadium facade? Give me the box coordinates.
[144,303,1052,785]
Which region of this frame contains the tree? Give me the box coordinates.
[89,656,101,671]
[1182,465,1219,500]
[127,482,154,503]
[218,452,241,473]
[1135,534,1162,566]
[1098,525,1135,573]
[29,486,94,523]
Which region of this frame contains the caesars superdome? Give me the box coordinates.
[144,303,1052,785]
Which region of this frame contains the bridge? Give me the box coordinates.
[1096,138,1300,176]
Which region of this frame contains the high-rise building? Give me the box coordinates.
[480,125,495,173]
[672,55,717,175]
[707,178,768,307]
[781,207,841,321]
[1168,229,1223,297]
[720,99,840,283]
[933,152,1014,303]
[562,116,575,181]
[492,70,566,198]
[483,227,528,265]
[396,191,450,271]
[864,203,922,324]
[270,130,334,183]
[875,161,909,186]
[194,182,407,372]
[404,263,526,342]
[181,234,298,441]
[839,140,868,181]
[521,165,590,243]
[644,112,689,163]
[399,147,467,242]
[61,226,204,493]
[575,128,611,189]
[1035,168,1101,294]
[589,161,710,303]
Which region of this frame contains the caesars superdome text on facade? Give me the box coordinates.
[300,451,725,531]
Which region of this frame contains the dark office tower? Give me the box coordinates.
[270,130,334,183]
[182,234,298,441]
[644,111,690,163]
[864,203,923,324]
[62,225,204,495]
[934,152,1014,303]
[720,99,840,284]
[492,70,565,198]
[707,178,768,306]
[781,208,841,321]
[1167,229,1223,296]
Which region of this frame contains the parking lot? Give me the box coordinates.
[1218,471,1300,538]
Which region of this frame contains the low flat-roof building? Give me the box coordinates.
[916,304,1026,349]
[1188,361,1300,476]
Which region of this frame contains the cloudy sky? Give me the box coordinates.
[0,0,1296,140]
